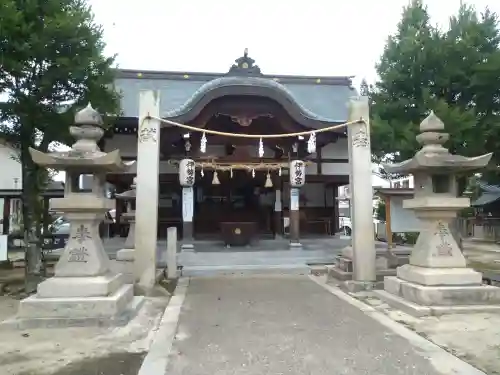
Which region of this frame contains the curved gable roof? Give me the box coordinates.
[113,50,356,128]
[164,76,338,125]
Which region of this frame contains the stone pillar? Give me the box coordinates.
[289,160,305,249]
[274,189,282,237]
[347,96,376,284]
[134,90,161,293]
[179,158,195,251]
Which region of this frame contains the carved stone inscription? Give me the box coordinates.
[68,246,89,263]
[433,221,453,256]
[139,126,157,143]
[72,224,91,243]
[352,125,369,148]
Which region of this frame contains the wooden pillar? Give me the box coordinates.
[179,158,195,251]
[289,159,305,249]
[289,187,300,246]
[42,197,50,236]
[332,185,339,234]
[317,146,323,175]
[114,186,124,237]
[2,198,10,235]
[274,188,283,237]
[182,187,194,247]
[385,195,393,248]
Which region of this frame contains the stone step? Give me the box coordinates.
[325,265,396,283]
[180,264,311,277]
[309,265,329,275]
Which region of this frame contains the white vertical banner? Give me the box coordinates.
[0,235,7,262]
[182,187,194,222]
[274,190,282,212]
[290,188,299,211]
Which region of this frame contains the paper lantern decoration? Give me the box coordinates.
[179,158,195,186]
[289,160,305,187]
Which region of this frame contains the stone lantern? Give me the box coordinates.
[12,103,141,327]
[116,177,137,249]
[376,111,500,315]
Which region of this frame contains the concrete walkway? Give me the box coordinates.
[161,275,480,375]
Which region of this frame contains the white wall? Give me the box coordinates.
[390,195,422,232]
[0,143,22,189]
[321,138,348,159]
[0,143,23,233]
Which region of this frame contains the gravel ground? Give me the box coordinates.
[17,352,146,375]
[0,296,169,375]
[359,294,500,375]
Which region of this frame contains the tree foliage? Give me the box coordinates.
[374,199,386,222]
[0,0,120,291]
[370,0,500,182]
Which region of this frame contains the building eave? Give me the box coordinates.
[114,68,354,87]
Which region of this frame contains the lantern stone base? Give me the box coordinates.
[326,246,411,284]
[37,273,125,298]
[1,282,144,329]
[1,271,144,329]
[375,265,500,316]
[396,264,482,286]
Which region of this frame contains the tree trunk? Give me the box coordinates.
[21,142,44,294]
[452,176,468,253]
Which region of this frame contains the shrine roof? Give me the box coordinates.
[471,181,500,207]
[113,50,356,128]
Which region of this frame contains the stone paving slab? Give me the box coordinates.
[164,275,463,375]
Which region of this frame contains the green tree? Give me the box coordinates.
[0,0,120,292]
[370,1,500,175]
[374,199,386,222]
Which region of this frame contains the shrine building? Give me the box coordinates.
[103,50,356,245]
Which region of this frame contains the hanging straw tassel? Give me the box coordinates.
[264,172,273,188]
[258,138,264,157]
[212,170,220,185]
[200,132,207,153]
[307,132,316,153]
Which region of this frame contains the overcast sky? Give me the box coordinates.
[76,1,499,187]
[88,0,499,88]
